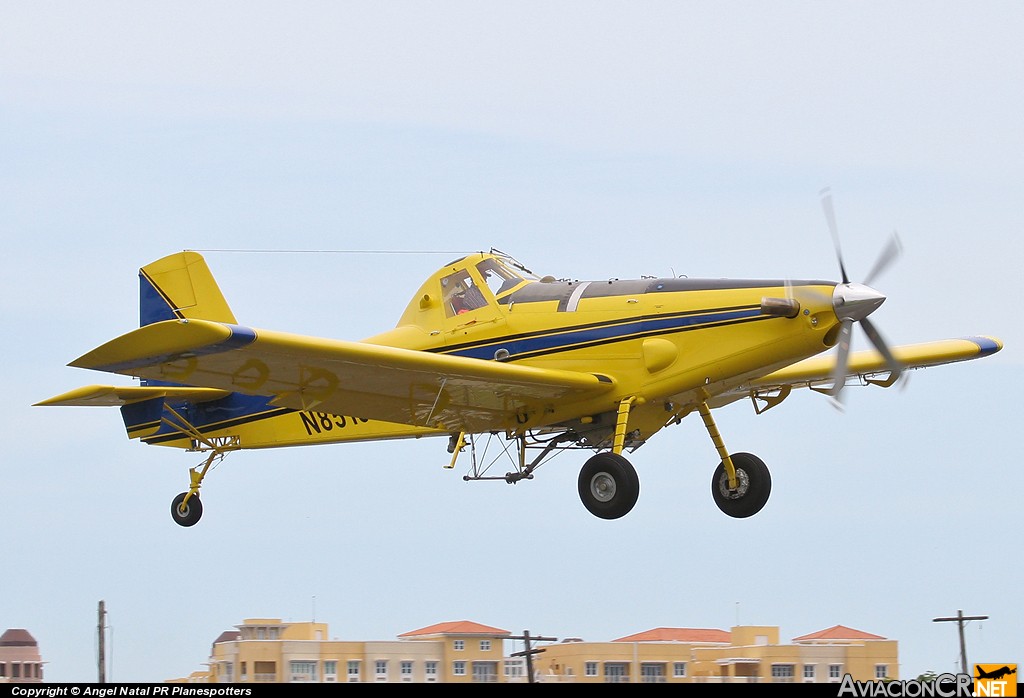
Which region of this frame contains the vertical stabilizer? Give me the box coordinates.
[139,251,237,327]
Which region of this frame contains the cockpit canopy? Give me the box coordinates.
[439,255,527,317]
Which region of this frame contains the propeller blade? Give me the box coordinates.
[820,187,850,284]
[860,316,903,379]
[829,318,854,409]
[863,231,903,287]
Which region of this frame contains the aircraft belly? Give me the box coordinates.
[143,408,442,450]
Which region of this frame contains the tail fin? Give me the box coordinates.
[139,251,236,327]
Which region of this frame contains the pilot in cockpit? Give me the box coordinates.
[442,270,487,316]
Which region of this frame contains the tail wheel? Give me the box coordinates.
[171,492,203,527]
[578,452,640,520]
[711,452,771,518]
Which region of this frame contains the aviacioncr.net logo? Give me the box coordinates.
[973,664,1017,697]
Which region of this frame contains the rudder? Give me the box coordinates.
[139,251,237,327]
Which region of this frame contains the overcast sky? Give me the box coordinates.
[2,1,1020,683]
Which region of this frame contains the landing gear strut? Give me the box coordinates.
[162,404,237,527]
[577,396,641,519]
[697,398,772,518]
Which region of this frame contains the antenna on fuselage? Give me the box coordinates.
[489,248,537,277]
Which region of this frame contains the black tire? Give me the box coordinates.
[711,452,771,518]
[171,492,203,527]
[578,452,640,520]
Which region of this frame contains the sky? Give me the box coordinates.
[2,1,1021,683]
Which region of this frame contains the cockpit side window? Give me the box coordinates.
[476,258,523,298]
[441,269,488,317]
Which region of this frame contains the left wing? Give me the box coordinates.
[713,336,1002,409]
[59,318,616,433]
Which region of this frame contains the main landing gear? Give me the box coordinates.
[575,396,772,520]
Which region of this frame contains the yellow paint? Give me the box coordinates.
[40,251,1002,462]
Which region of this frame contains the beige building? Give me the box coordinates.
[175,617,897,683]
[186,619,515,684]
[539,623,898,683]
[0,628,45,683]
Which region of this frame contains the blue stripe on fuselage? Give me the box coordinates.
[442,307,765,360]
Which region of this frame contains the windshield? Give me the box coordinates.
[476,258,524,298]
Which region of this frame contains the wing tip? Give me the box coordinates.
[962,336,1003,356]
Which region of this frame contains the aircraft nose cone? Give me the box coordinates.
[833,282,886,322]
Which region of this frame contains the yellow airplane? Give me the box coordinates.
[36,198,1003,527]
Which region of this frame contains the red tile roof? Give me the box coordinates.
[399,621,510,638]
[613,627,730,643]
[0,628,38,647]
[792,625,886,642]
[213,631,241,645]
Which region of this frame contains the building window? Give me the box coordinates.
[480,639,491,651]
[673,662,687,678]
[12,664,20,679]
[453,661,466,676]
[804,664,816,681]
[504,659,524,678]
[604,663,629,683]
[771,664,795,682]
[876,665,889,680]
[0,662,5,676]
[425,661,439,682]
[829,664,843,681]
[347,660,361,682]
[289,661,317,682]
[473,661,498,683]
[253,661,276,682]
[400,661,413,682]
[221,662,233,683]
[375,660,388,681]
[641,663,666,683]
[454,640,465,651]
[323,660,337,682]
[585,662,598,677]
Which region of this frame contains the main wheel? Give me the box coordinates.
[578,452,640,520]
[171,492,203,527]
[711,452,771,518]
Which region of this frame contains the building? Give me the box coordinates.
[0,629,44,683]
[175,617,897,683]
[196,618,513,683]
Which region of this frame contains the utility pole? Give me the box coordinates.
[933,609,988,676]
[97,600,107,683]
[509,630,557,683]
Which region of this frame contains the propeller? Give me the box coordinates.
[818,187,904,409]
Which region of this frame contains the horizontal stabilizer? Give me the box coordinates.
[35,385,232,407]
